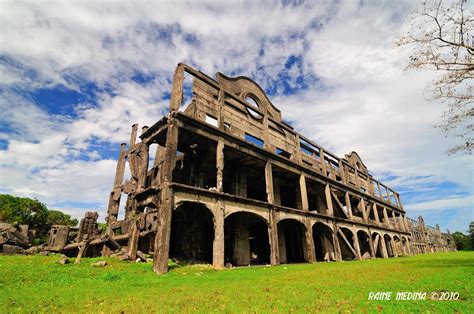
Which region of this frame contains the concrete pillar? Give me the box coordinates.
[113,143,127,187]
[216,139,224,193]
[373,204,380,223]
[324,184,334,216]
[129,123,138,147]
[265,160,274,204]
[360,198,368,223]
[380,235,389,258]
[345,192,353,219]
[368,232,375,258]
[305,220,316,262]
[212,200,225,269]
[332,227,342,261]
[338,160,347,184]
[299,174,309,211]
[153,65,184,274]
[107,143,126,225]
[268,210,279,265]
[128,220,139,261]
[353,231,362,260]
[390,239,398,257]
[391,211,399,230]
[320,149,327,176]
[383,207,390,227]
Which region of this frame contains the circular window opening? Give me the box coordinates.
[245,95,259,108]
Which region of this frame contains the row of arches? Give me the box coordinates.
[167,202,411,266]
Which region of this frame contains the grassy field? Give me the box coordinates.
[0,252,472,313]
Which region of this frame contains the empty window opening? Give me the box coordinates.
[300,139,320,158]
[170,203,214,264]
[172,130,217,189]
[349,195,363,218]
[313,223,335,261]
[224,212,270,266]
[222,147,266,202]
[205,114,218,127]
[278,219,307,264]
[276,148,291,159]
[306,179,327,213]
[245,95,259,108]
[272,165,300,209]
[244,133,264,148]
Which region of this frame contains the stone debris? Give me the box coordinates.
[91,261,107,267]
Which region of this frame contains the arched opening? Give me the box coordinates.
[313,222,335,261]
[384,234,395,257]
[169,202,214,264]
[372,232,384,258]
[337,228,357,261]
[224,212,270,266]
[278,219,307,263]
[357,230,372,259]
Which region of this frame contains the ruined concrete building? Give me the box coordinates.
[46,64,456,272]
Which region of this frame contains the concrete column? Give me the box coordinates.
[391,211,400,230]
[138,143,149,191]
[383,207,390,227]
[305,220,316,263]
[216,139,224,193]
[113,143,127,187]
[268,210,279,265]
[368,232,375,258]
[338,160,347,184]
[129,123,138,147]
[265,160,274,204]
[353,231,362,260]
[360,198,368,223]
[299,174,309,211]
[212,200,225,269]
[320,149,327,176]
[373,204,380,223]
[345,192,353,220]
[380,235,389,258]
[128,220,139,261]
[332,225,342,261]
[324,184,334,216]
[153,65,184,274]
[390,239,398,257]
[217,88,225,130]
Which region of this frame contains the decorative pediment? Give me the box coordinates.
[216,72,282,122]
[344,151,368,175]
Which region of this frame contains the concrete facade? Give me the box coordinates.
[98,64,456,274]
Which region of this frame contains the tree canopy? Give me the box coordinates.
[0,194,78,241]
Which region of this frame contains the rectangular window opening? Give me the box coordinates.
[205,114,218,127]
[245,133,264,148]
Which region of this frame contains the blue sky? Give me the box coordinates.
[0,0,472,232]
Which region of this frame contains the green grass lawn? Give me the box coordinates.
[0,252,472,313]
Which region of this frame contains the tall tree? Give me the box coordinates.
[398,0,473,154]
